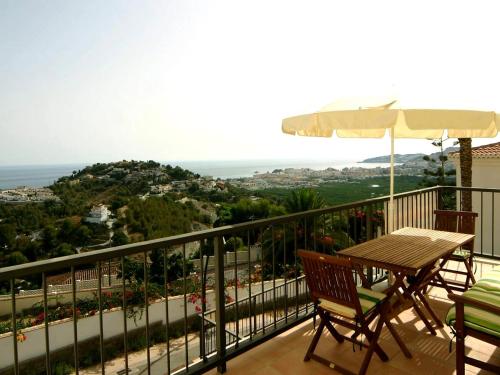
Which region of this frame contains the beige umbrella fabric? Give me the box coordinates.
[282,100,500,232]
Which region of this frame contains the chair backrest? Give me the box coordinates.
[298,250,362,317]
[434,210,478,251]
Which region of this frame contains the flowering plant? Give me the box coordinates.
[186,274,247,313]
[16,331,27,343]
[370,209,385,226]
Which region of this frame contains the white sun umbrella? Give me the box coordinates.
[282,99,500,232]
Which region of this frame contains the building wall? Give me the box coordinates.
[453,158,500,256]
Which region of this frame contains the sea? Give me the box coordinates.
[0,160,393,190]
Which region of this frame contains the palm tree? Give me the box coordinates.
[458,138,472,211]
[284,189,326,213]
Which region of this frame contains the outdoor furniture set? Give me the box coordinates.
[299,210,499,375]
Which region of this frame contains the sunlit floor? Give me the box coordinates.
[207,258,500,375]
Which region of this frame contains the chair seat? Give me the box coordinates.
[446,266,500,338]
[319,287,387,319]
[473,267,500,294]
[446,288,500,339]
[450,249,471,259]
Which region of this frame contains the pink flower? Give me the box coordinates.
[355,210,365,219]
[35,312,45,324]
[188,293,199,304]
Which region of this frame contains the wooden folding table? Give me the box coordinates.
[339,227,474,335]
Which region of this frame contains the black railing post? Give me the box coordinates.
[366,205,374,284]
[214,235,227,373]
[437,186,443,210]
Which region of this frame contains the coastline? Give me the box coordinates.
[0,160,394,190]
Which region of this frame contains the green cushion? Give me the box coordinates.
[450,249,471,259]
[473,267,500,294]
[446,266,500,338]
[319,287,386,319]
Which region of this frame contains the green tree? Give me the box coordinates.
[149,250,193,284]
[7,251,28,266]
[74,225,92,246]
[112,230,129,246]
[58,219,76,243]
[19,239,42,262]
[42,225,59,253]
[111,196,129,211]
[284,189,326,213]
[0,224,16,250]
[52,243,74,258]
[421,138,456,187]
[222,198,284,225]
[188,182,200,194]
[119,257,144,283]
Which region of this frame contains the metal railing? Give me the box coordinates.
[0,186,499,375]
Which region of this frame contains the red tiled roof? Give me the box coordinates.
[448,141,500,159]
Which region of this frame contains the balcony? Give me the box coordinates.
[0,186,499,375]
[205,259,500,375]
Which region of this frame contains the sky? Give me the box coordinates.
[1,0,500,166]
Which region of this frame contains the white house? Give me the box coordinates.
[450,141,500,256]
[85,204,111,224]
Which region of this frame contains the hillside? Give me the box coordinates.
[360,147,459,168]
[399,147,458,171]
[360,153,424,163]
[0,161,228,269]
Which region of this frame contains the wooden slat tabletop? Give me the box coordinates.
[338,227,475,275]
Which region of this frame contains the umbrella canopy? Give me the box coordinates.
[282,99,500,232]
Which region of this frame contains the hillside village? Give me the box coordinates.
[228,156,437,190]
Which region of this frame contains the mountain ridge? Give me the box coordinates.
[360,147,459,164]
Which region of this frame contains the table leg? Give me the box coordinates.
[395,272,438,336]
[376,278,413,358]
[415,290,444,328]
[410,297,437,335]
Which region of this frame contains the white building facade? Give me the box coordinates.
[450,142,500,257]
[85,204,111,224]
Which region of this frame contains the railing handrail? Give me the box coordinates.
[0,185,442,281]
[441,185,500,193]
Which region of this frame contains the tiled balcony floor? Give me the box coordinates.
[207,259,500,375]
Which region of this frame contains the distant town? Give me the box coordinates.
[0,186,59,203]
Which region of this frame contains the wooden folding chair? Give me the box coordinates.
[429,210,478,292]
[299,250,411,375]
[406,210,478,328]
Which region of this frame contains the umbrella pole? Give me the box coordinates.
[389,127,395,233]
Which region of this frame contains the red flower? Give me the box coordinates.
[356,210,365,219]
[35,312,45,324]
[125,291,134,299]
[188,293,199,304]
[319,236,334,246]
